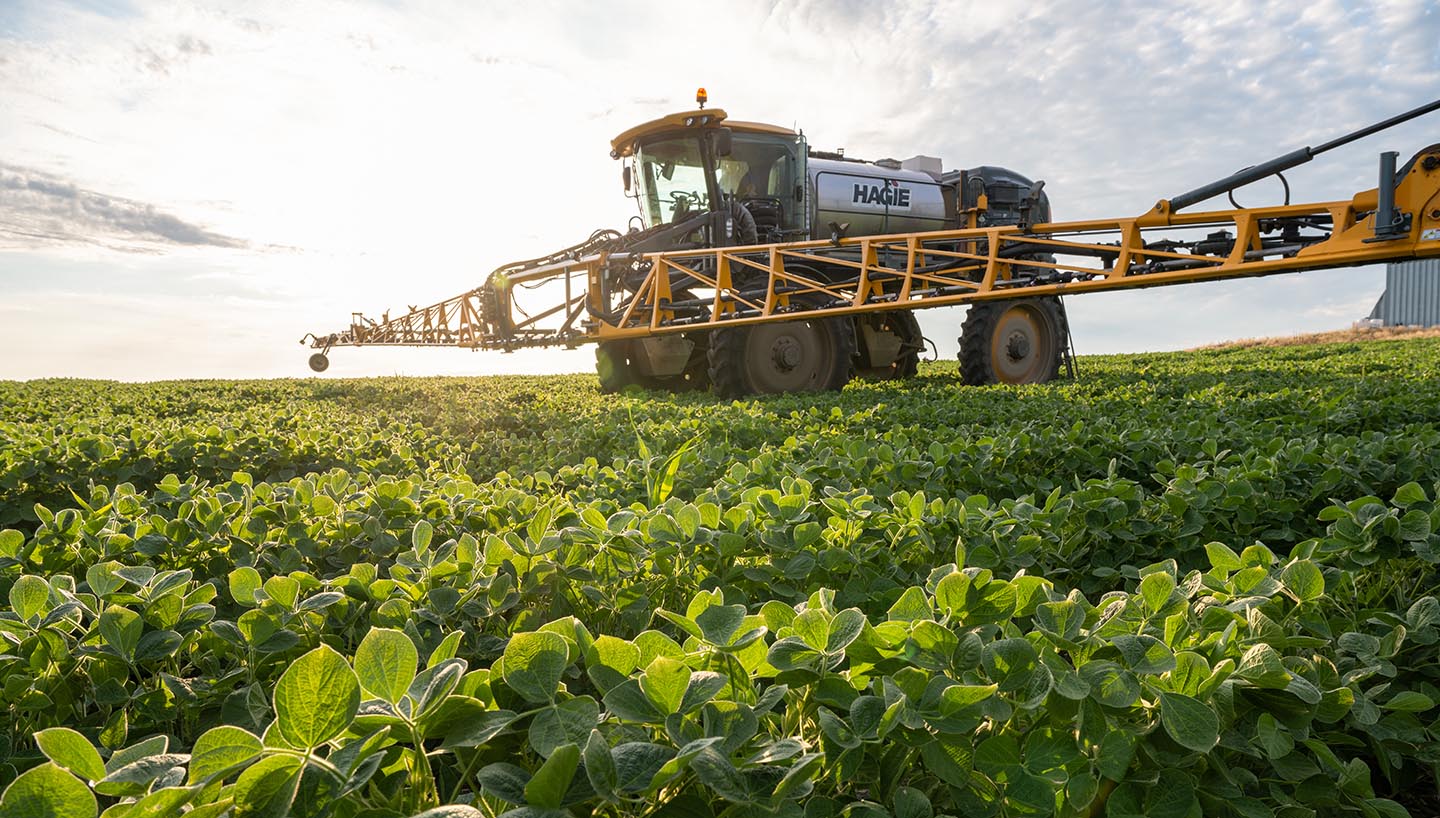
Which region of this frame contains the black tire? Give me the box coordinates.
[958,297,1065,385]
[308,353,330,373]
[595,341,635,393]
[856,311,923,380]
[707,308,855,397]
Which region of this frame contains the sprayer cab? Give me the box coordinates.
[613,108,811,246]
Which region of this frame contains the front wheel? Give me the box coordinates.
[958,297,1065,385]
[308,353,330,373]
[708,313,855,397]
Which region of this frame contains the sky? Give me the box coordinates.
[1,0,1438,381]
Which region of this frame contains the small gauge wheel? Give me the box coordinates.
[308,353,330,373]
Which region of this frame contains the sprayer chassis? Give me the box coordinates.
[303,144,1440,357]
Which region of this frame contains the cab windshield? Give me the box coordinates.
[635,136,711,228]
[633,131,805,232]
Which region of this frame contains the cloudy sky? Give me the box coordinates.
[2,0,1438,380]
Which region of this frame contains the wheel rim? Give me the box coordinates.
[988,304,1056,384]
[743,320,837,393]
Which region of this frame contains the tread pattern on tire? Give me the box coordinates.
[707,310,855,397]
[958,297,1066,386]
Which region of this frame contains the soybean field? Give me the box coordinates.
[1,337,1439,818]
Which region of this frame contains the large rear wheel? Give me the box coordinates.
[958,297,1065,385]
[708,312,854,397]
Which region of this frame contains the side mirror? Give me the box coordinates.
[622,164,632,193]
[712,128,733,157]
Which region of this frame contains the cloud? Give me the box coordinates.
[134,33,212,75]
[0,161,247,252]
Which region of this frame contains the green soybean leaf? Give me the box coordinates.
[9,575,51,622]
[0,529,22,559]
[477,763,529,803]
[1382,691,1434,712]
[1255,713,1293,759]
[1097,730,1136,780]
[679,672,727,714]
[84,562,125,599]
[981,638,1038,692]
[231,754,303,818]
[1204,542,1243,573]
[189,725,263,784]
[1139,572,1176,613]
[694,604,746,646]
[529,697,600,759]
[33,728,105,783]
[920,736,974,788]
[689,747,750,803]
[767,637,822,671]
[354,627,419,705]
[583,729,617,799]
[228,567,263,607]
[603,679,663,723]
[1159,691,1219,752]
[408,658,466,718]
[893,786,934,818]
[273,644,360,749]
[1112,634,1175,675]
[639,656,691,716]
[1007,770,1057,816]
[429,630,464,668]
[939,684,998,715]
[887,586,931,622]
[262,575,299,609]
[439,707,518,750]
[297,591,343,612]
[524,743,579,809]
[817,707,859,749]
[98,605,143,663]
[612,742,674,793]
[502,631,569,704]
[99,710,127,752]
[105,736,168,773]
[95,754,189,797]
[1392,482,1428,507]
[0,762,97,818]
[827,608,866,653]
[1281,560,1324,603]
[413,519,434,551]
[773,752,824,801]
[585,635,640,692]
[1146,768,1198,818]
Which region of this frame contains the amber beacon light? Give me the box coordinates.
[695,87,707,108]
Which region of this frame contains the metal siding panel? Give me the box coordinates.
[1395,266,1408,324]
[1382,260,1440,326]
